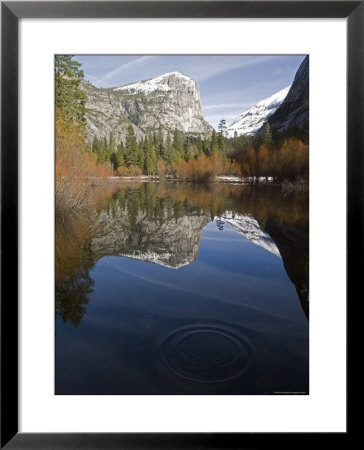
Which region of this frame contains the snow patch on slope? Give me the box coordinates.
[226,86,291,137]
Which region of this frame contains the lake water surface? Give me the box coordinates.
[56,182,309,394]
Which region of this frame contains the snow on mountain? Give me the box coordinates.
[121,250,190,269]
[226,86,291,137]
[220,213,281,258]
[113,71,193,95]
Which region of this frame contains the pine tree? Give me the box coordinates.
[217,118,227,136]
[110,139,125,170]
[156,126,165,159]
[262,122,273,147]
[116,142,125,168]
[233,131,238,149]
[98,146,107,163]
[172,128,184,152]
[165,133,174,163]
[125,125,138,166]
[108,133,116,154]
[92,136,100,153]
[217,119,227,152]
[210,129,217,154]
[152,131,158,148]
[102,136,108,153]
[186,147,194,161]
[217,132,225,152]
[202,138,209,156]
[110,152,117,170]
[183,139,189,160]
[55,55,87,127]
[196,135,203,154]
[145,145,157,174]
[137,147,145,170]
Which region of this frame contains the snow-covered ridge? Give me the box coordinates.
[121,250,190,269]
[226,86,291,137]
[113,71,193,95]
[220,213,281,258]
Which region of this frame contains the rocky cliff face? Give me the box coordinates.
[82,72,213,144]
[266,56,309,132]
[81,81,144,143]
[91,205,211,269]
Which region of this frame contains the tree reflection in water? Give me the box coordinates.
[55,214,95,327]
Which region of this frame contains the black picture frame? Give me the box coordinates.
[1,1,357,448]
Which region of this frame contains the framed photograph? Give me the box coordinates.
[1,1,357,448]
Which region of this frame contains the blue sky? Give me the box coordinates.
[75,54,306,128]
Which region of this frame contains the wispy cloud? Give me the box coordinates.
[100,258,295,322]
[187,55,278,82]
[203,102,252,111]
[83,72,104,85]
[83,54,283,88]
[209,78,290,100]
[205,113,238,124]
[97,55,158,85]
[273,66,294,76]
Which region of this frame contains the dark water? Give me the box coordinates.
[55,182,309,394]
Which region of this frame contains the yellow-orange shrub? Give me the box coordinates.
[56,108,113,213]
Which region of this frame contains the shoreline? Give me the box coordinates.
[102,175,308,190]
[105,175,271,183]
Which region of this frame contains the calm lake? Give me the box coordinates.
[55,181,309,395]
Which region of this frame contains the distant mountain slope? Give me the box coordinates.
[82,71,213,144]
[226,86,290,137]
[265,56,309,132]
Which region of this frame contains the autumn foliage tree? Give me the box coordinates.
[237,138,308,182]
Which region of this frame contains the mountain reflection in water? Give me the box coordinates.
[56,182,309,395]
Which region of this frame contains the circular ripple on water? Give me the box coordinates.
[160,324,254,383]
